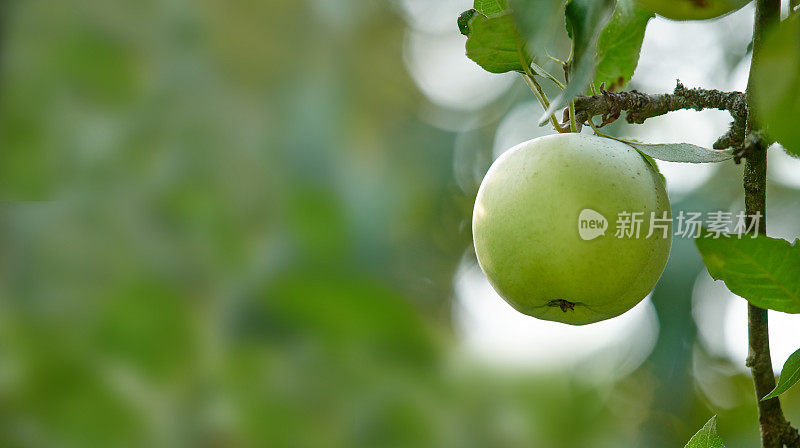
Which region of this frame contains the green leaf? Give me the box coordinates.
[465,12,531,74]
[612,138,734,162]
[752,15,800,157]
[685,416,726,448]
[762,348,800,401]
[594,0,653,91]
[475,0,508,16]
[695,235,800,314]
[458,9,478,36]
[539,0,615,124]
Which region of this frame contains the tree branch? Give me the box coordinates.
[572,82,747,151]
[567,1,796,445]
[743,1,799,447]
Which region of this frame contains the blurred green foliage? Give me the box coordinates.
[0,1,797,447]
[752,14,800,157]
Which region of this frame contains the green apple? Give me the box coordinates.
[634,0,750,21]
[472,133,671,325]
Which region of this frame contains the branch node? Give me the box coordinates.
[572,81,747,147]
[782,423,800,448]
[737,132,767,164]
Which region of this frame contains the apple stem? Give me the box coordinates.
[568,100,578,133]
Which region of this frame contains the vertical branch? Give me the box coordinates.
[743,1,793,448]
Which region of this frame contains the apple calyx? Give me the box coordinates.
[548,299,577,313]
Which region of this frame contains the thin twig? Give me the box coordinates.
[530,61,566,89]
[520,72,568,133]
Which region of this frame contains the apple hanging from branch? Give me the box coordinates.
[472,134,671,325]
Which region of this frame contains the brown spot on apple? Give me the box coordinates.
[548,299,576,313]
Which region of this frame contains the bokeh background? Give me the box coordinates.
[0,0,799,447]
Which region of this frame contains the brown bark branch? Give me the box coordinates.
[572,83,748,153]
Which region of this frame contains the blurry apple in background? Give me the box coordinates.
[634,0,750,21]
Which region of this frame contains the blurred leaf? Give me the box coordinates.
[464,12,531,73]
[752,15,800,157]
[685,416,725,448]
[615,140,734,162]
[540,0,615,124]
[762,347,800,400]
[475,0,508,16]
[96,280,195,378]
[696,235,800,313]
[0,0,773,446]
[263,271,438,365]
[511,0,566,59]
[594,0,653,91]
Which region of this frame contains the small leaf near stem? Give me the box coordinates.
[762,347,800,401]
[530,61,566,89]
[685,416,727,448]
[546,53,570,82]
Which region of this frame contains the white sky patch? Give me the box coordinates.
[625,8,755,199]
[403,28,515,112]
[492,101,554,159]
[398,0,472,35]
[693,269,800,373]
[632,6,754,92]
[768,145,800,190]
[452,259,659,379]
